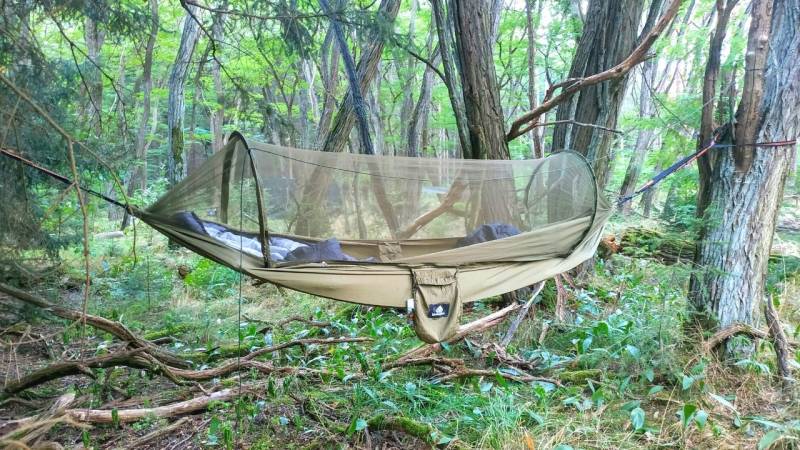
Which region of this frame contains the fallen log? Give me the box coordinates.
[0,282,189,368]
[608,229,800,280]
[66,386,251,423]
[3,348,152,394]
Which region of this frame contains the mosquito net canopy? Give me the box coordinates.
[145,132,603,266]
[136,132,611,342]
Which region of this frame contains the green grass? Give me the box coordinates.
[14,219,800,449]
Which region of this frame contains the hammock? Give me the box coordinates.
[2,133,611,343]
[134,133,611,342]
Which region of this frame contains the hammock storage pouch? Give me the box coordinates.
[411,267,462,343]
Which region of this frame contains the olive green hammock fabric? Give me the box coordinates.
[135,133,611,342]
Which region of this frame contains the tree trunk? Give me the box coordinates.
[430,0,471,157]
[121,0,158,230]
[526,0,544,158]
[450,0,508,161]
[210,3,227,153]
[166,5,202,187]
[293,0,400,237]
[618,58,658,214]
[689,0,800,330]
[83,16,106,137]
[696,0,739,216]
[319,0,400,154]
[551,0,645,190]
[316,14,341,147]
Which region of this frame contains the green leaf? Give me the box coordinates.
[758,430,784,450]
[682,374,695,390]
[592,321,610,337]
[644,367,655,383]
[694,410,709,428]
[648,385,664,395]
[681,403,697,428]
[625,345,640,358]
[354,418,368,432]
[630,407,646,431]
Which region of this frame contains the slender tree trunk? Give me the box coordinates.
[294,0,400,237]
[319,0,400,154]
[210,3,227,153]
[316,14,341,147]
[83,16,106,137]
[526,0,543,158]
[696,0,739,216]
[551,0,645,190]
[167,6,202,186]
[689,0,800,331]
[431,0,471,158]
[121,0,158,230]
[618,58,658,214]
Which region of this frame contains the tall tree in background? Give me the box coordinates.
[689,0,799,330]
[121,0,158,230]
[83,14,106,137]
[167,5,202,186]
[551,0,646,190]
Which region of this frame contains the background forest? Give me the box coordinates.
[0,0,799,449]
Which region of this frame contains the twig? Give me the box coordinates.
[126,417,190,449]
[702,322,799,354]
[764,298,794,387]
[500,282,545,346]
[525,119,623,135]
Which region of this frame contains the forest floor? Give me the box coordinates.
[1,209,799,449]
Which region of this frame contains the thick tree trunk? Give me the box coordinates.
[430,0,471,157]
[689,0,800,330]
[551,0,645,190]
[450,0,508,161]
[166,6,202,186]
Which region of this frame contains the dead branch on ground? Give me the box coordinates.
[764,298,794,386]
[0,282,188,368]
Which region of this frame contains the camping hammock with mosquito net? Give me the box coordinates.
[1,132,611,343]
[132,132,611,342]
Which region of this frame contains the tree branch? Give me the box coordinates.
[505,0,683,142]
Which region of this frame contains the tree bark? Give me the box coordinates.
[550,0,646,190]
[430,0,471,157]
[450,0,509,161]
[689,0,800,331]
[166,5,202,186]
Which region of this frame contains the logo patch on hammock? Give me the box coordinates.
[428,303,449,318]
